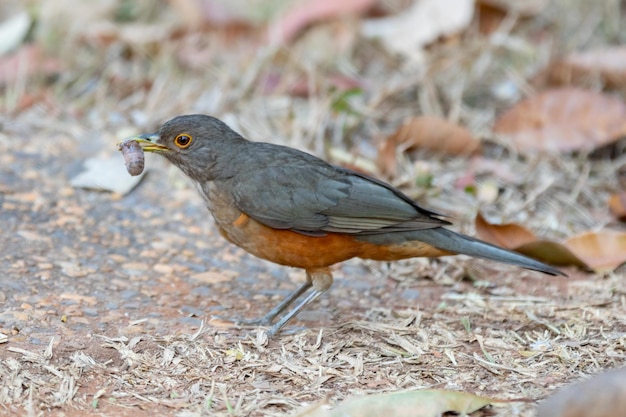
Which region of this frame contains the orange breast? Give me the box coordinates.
[217,213,452,270]
[218,215,361,269]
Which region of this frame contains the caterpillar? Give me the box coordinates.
[118,140,144,176]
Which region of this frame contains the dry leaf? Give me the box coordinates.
[475,212,537,249]
[608,192,626,221]
[476,0,547,35]
[0,10,30,55]
[513,241,589,270]
[538,367,626,417]
[475,213,588,269]
[295,389,500,417]
[564,230,626,272]
[379,116,481,175]
[70,155,145,195]
[494,88,626,152]
[475,2,507,35]
[361,0,474,62]
[269,0,377,44]
[541,47,626,90]
[476,214,626,271]
[477,0,547,17]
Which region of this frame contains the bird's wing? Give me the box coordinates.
[228,156,449,236]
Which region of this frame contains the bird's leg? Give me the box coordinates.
[233,279,312,326]
[213,268,333,336]
[265,268,333,337]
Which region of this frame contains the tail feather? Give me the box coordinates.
[413,227,565,276]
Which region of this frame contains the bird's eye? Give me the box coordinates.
[174,133,193,149]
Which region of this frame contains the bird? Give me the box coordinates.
[121,114,565,337]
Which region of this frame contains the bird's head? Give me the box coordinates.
[122,114,246,181]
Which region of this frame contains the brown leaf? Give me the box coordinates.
[538,367,626,417]
[476,0,547,35]
[475,213,537,249]
[515,241,589,269]
[475,2,507,35]
[477,0,547,16]
[541,47,626,90]
[494,88,626,152]
[269,0,377,44]
[379,116,481,175]
[564,230,626,272]
[608,192,626,221]
[475,213,589,269]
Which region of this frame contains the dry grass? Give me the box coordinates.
[1,0,625,416]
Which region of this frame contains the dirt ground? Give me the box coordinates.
[1,1,626,416]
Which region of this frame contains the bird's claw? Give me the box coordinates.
[211,314,274,327]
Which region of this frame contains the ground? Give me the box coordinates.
[0,1,625,416]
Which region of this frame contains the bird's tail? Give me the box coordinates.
[413,227,565,276]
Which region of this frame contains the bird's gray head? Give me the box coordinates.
[127,114,247,182]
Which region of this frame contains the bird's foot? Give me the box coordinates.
[210,278,326,337]
[211,314,274,327]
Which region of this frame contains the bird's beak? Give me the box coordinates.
[118,133,168,153]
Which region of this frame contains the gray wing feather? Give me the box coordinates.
[228,148,448,235]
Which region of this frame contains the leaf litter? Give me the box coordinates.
[1,0,626,416]
[476,214,626,272]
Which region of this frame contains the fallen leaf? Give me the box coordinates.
[294,389,502,417]
[379,116,481,175]
[514,240,589,270]
[269,0,377,44]
[475,213,588,269]
[564,230,626,272]
[494,88,626,152]
[70,155,145,195]
[475,213,538,248]
[477,0,547,17]
[540,47,626,90]
[475,0,547,35]
[538,367,626,417]
[361,0,475,62]
[475,2,507,35]
[608,192,626,221]
[0,10,30,55]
